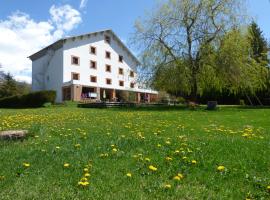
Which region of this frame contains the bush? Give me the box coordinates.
[239,99,245,106]
[0,90,56,108]
[177,97,186,104]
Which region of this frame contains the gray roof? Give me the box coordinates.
[28,29,140,65]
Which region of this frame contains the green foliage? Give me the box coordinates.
[0,73,19,98]
[248,21,269,65]
[132,0,248,100]
[177,96,186,104]
[0,90,56,108]
[1,107,270,199]
[118,91,137,102]
[239,99,245,106]
[216,29,268,95]
[0,72,31,98]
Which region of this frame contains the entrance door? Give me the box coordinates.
[62,87,71,101]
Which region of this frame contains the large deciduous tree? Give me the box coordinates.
[132,0,267,101]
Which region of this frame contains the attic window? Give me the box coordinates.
[130,71,134,77]
[105,51,111,59]
[71,56,79,65]
[90,46,96,54]
[105,35,111,44]
[119,55,123,63]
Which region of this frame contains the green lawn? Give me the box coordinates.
[0,106,269,199]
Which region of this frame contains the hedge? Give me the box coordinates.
[0,90,56,108]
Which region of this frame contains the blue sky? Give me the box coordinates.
[0,0,269,82]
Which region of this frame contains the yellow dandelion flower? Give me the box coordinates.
[217,165,225,172]
[173,176,181,181]
[23,163,30,168]
[157,144,162,147]
[112,148,118,152]
[166,157,173,161]
[74,144,81,148]
[55,146,60,149]
[84,173,90,177]
[145,158,151,162]
[78,181,89,187]
[149,165,157,171]
[191,160,197,164]
[164,184,171,189]
[83,168,89,172]
[126,173,132,177]
[80,177,88,182]
[63,163,70,168]
[267,185,270,192]
[177,173,184,179]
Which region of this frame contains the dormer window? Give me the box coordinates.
[105,35,111,44]
[119,55,123,63]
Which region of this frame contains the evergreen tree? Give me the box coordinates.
[248,21,269,65]
[0,73,19,98]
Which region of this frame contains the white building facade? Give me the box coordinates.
[29,30,158,103]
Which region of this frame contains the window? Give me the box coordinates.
[90,46,96,54]
[90,76,97,83]
[130,71,134,77]
[105,51,111,59]
[119,68,124,75]
[106,78,112,85]
[130,82,135,88]
[71,56,79,65]
[71,72,80,80]
[119,80,124,87]
[119,55,123,63]
[90,60,97,69]
[105,64,111,72]
[105,35,111,44]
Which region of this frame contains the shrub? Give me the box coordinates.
[239,99,245,106]
[0,90,56,108]
[177,97,186,104]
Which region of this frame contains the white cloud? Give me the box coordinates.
[79,0,88,9]
[0,5,82,83]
